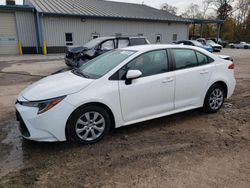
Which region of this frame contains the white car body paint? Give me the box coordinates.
[16,45,236,142]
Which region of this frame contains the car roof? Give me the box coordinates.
[122,44,201,51]
[95,36,146,40]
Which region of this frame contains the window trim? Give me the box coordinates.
[170,48,214,71]
[155,34,162,43]
[109,48,171,81]
[173,34,178,42]
[65,32,73,46]
[91,33,100,39]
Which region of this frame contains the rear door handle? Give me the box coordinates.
[200,70,209,74]
[162,77,174,83]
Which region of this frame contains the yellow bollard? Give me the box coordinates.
[18,41,23,55]
[43,40,47,55]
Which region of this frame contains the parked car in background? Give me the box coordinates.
[176,40,213,52]
[16,45,235,144]
[197,38,222,52]
[207,38,228,48]
[65,36,150,68]
[229,42,250,49]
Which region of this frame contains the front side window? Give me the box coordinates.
[172,49,197,70]
[101,40,115,50]
[78,50,135,79]
[119,50,168,79]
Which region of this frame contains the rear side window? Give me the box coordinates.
[130,38,147,46]
[196,51,208,65]
[118,39,129,48]
[172,49,197,70]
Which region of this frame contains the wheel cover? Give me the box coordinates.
[75,111,105,141]
[209,89,224,110]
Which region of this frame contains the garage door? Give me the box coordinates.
[0,13,19,55]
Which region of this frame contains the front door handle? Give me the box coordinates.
[162,77,174,83]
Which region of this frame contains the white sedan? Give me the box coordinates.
[229,42,250,49]
[16,45,236,144]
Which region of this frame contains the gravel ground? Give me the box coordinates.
[0,49,249,188]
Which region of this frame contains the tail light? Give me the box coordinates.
[228,63,235,69]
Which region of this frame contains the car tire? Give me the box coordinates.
[244,46,248,49]
[203,84,225,113]
[66,106,111,144]
[230,45,235,49]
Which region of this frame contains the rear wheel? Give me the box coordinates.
[66,106,111,144]
[203,84,225,113]
[244,46,249,49]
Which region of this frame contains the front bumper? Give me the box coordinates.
[65,57,78,67]
[16,96,75,142]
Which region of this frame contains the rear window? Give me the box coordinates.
[130,38,147,46]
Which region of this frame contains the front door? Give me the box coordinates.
[118,49,175,122]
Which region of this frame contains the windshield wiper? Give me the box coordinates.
[72,68,90,78]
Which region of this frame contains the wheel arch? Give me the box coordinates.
[206,81,228,99]
[65,102,116,140]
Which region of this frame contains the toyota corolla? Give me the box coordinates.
[16,45,236,144]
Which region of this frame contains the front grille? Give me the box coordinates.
[16,111,30,137]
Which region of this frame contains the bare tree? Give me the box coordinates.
[210,0,235,19]
[161,3,178,15]
[235,0,250,24]
[201,0,214,18]
[181,4,203,19]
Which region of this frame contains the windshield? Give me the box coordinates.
[78,50,136,79]
[83,38,106,49]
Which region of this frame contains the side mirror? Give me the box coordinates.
[125,70,142,85]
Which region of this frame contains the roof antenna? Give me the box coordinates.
[141,1,144,5]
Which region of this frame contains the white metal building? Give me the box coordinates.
[0,0,191,54]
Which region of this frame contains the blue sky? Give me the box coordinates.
[0,0,203,13]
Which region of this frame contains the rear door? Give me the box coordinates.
[171,49,214,109]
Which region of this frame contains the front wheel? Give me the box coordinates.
[66,106,111,144]
[203,84,225,113]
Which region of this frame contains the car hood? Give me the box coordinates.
[202,45,212,49]
[67,45,89,53]
[21,71,94,101]
[209,43,221,47]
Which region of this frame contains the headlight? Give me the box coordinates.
[20,96,66,114]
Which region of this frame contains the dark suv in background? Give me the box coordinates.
[65,36,150,68]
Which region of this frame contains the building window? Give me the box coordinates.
[65,33,73,46]
[156,34,162,43]
[173,34,178,42]
[92,33,100,39]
